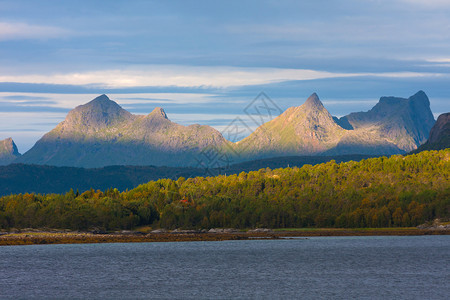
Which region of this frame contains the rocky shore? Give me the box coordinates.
[1,227,449,246]
[416,219,450,230]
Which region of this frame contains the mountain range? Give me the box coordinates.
[3,91,438,168]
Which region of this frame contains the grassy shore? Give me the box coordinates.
[1,228,449,246]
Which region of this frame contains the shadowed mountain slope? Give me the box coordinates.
[337,91,435,152]
[415,112,450,152]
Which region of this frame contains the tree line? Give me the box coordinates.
[0,149,448,230]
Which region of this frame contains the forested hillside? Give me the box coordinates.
[0,154,373,196]
[0,149,448,230]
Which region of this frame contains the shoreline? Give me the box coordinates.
[1,228,449,246]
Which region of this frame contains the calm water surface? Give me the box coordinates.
[0,236,449,299]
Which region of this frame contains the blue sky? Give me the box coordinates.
[0,0,449,152]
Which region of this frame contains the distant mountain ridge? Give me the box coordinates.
[13,91,436,168]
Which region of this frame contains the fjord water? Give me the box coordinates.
[1,236,448,299]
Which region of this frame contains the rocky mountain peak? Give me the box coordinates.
[0,138,19,156]
[303,92,325,110]
[65,94,132,128]
[408,90,432,118]
[376,91,429,113]
[337,91,435,152]
[0,137,21,165]
[91,94,111,103]
[378,96,403,106]
[409,90,429,106]
[149,107,168,120]
[407,91,435,144]
[82,94,124,114]
[237,93,346,158]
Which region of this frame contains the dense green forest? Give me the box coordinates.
[0,150,448,230]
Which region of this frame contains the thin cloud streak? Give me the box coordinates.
[0,92,220,112]
[0,22,70,41]
[426,58,450,63]
[0,66,445,89]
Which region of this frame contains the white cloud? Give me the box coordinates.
[0,22,70,41]
[115,93,218,105]
[426,58,450,63]
[370,72,442,78]
[0,65,445,89]
[0,67,347,88]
